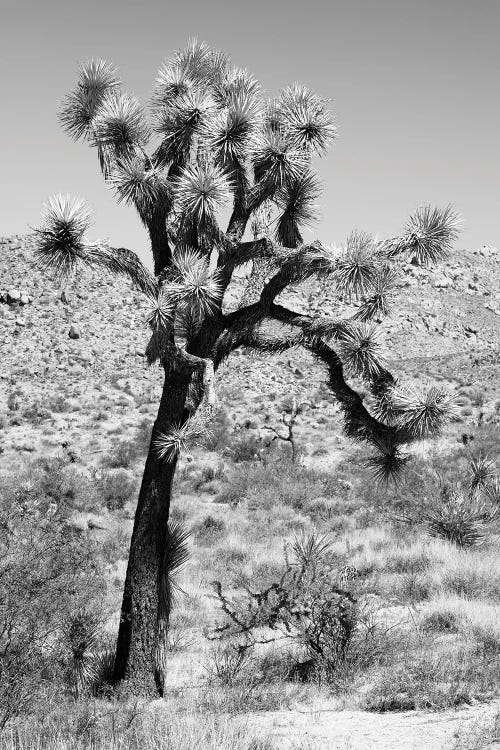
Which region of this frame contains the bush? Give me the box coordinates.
[135,418,153,456]
[96,470,137,511]
[363,645,500,711]
[47,394,71,413]
[0,493,106,727]
[228,434,263,463]
[217,460,340,513]
[412,455,500,547]
[23,401,53,424]
[425,491,497,547]
[205,407,232,451]
[194,515,227,544]
[211,533,357,678]
[0,456,97,517]
[102,440,138,469]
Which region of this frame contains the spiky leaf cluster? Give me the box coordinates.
[161,522,191,611]
[337,323,387,379]
[154,412,213,462]
[425,490,497,547]
[59,59,120,141]
[385,205,461,265]
[34,194,91,283]
[275,171,320,247]
[390,385,458,440]
[109,157,170,216]
[172,162,232,224]
[354,264,400,321]
[334,232,380,300]
[468,455,497,492]
[276,85,337,155]
[163,247,222,317]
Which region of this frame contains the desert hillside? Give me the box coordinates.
[1,234,498,467]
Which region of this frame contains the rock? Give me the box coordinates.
[68,325,80,340]
[433,277,452,289]
[7,289,21,304]
[19,294,30,305]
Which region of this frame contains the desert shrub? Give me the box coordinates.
[96,469,137,511]
[424,492,496,547]
[470,623,500,657]
[100,528,130,565]
[202,645,301,714]
[439,563,500,600]
[207,545,249,579]
[6,390,22,411]
[394,572,431,603]
[363,644,500,711]
[193,515,227,544]
[102,439,139,469]
[0,457,97,517]
[205,407,232,451]
[0,494,106,728]
[191,461,226,491]
[384,548,431,574]
[217,460,340,513]
[204,643,253,687]
[0,699,277,749]
[409,455,500,547]
[211,533,357,679]
[166,611,197,654]
[60,611,109,699]
[421,609,462,633]
[228,434,263,463]
[23,401,53,424]
[135,418,153,456]
[47,394,71,413]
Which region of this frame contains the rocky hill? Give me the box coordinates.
[0,234,499,472]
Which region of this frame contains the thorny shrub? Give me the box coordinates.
[210,532,357,680]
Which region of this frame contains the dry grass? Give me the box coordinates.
[0,700,280,749]
[0,389,499,748]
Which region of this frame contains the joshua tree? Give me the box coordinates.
[34,40,459,694]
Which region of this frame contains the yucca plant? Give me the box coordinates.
[34,40,460,694]
[425,456,499,547]
[61,610,103,699]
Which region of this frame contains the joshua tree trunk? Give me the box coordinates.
[113,362,191,695]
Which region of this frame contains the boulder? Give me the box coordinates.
[68,325,80,340]
[7,289,21,304]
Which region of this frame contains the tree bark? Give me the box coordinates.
[148,206,171,276]
[113,361,191,695]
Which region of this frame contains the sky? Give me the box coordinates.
[1,0,499,266]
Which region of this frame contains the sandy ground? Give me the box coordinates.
[246,699,500,749]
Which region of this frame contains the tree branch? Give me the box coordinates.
[79,243,158,296]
